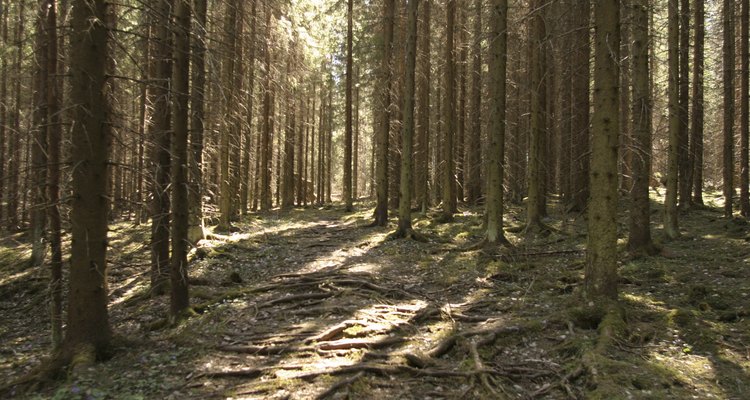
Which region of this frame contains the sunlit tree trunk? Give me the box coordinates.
[741,0,750,216]
[692,0,705,206]
[665,0,680,238]
[485,0,508,244]
[282,57,296,210]
[723,0,735,218]
[374,0,395,225]
[526,0,546,232]
[628,0,656,255]
[343,0,354,211]
[415,0,431,212]
[678,0,691,209]
[586,0,619,301]
[466,0,482,206]
[241,0,257,215]
[261,4,273,212]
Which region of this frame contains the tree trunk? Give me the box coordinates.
[374,0,395,225]
[485,0,508,244]
[149,0,173,294]
[7,0,24,231]
[282,57,296,210]
[415,0,431,212]
[678,0,691,209]
[586,0,619,301]
[741,0,750,216]
[344,0,354,211]
[261,4,273,212]
[570,0,590,212]
[188,0,208,244]
[526,0,546,232]
[0,0,8,227]
[241,0,257,215]
[170,0,191,318]
[218,0,238,228]
[627,0,656,255]
[466,0,482,206]
[65,0,112,358]
[665,0,680,238]
[691,0,705,206]
[723,0,735,217]
[440,0,457,221]
[396,0,420,237]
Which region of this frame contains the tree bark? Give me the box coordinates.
[415,0,431,212]
[440,0,457,221]
[65,0,112,357]
[586,0,619,301]
[692,0,705,206]
[570,0,590,213]
[485,0,508,244]
[723,0,735,218]
[665,0,680,238]
[188,0,208,243]
[374,0,395,225]
[678,0,691,209]
[627,0,656,255]
[344,0,354,211]
[526,0,546,232]
[741,0,750,216]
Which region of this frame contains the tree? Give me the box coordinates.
[261,3,274,212]
[396,0,420,238]
[218,0,239,228]
[343,0,354,212]
[149,0,173,294]
[525,0,547,233]
[65,0,112,359]
[373,0,395,226]
[170,0,191,319]
[627,0,657,255]
[30,0,50,268]
[484,0,508,245]
[586,0,619,301]
[570,0,590,213]
[188,0,208,243]
[664,0,680,239]
[415,0,431,212]
[466,0,482,206]
[677,0,691,209]
[691,0,705,206]
[440,0,457,222]
[723,0,735,218]
[741,0,750,217]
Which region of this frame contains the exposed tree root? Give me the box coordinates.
[218,335,404,355]
[314,371,365,400]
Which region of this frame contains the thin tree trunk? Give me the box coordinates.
[692,0,705,206]
[678,0,691,209]
[188,0,207,243]
[665,0,680,238]
[570,0,590,212]
[723,0,735,217]
[415,0,431,212]
[261,4,273,212]
[170,0,191,318]
[374,0,395,225]
[741,0,750,216]
[343,0,354,211]
[466,0,482,206]
[440,0,457,221]
[526,0,546,232]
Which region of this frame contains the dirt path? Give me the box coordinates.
[3,200,750,399]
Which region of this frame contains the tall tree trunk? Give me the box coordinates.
[188,0,207,243]
[526,0,546,232]
[30,0,50,268]
[46,0,62,349]
[7,0,24,230]
[741,0,750,216]
[282,57,296,210]
[261,4,273,212]
[415,0,431,212]
[0,0,8,227]
[343,0,354,211]
[570,0,590,212]
[586,0,619,301]
[627,0,656,255]
[440,0,457,221]
[170,0,191,318]
[485,0,508,244]
[65,0,112,358]
[396,0,420,237]
[241,0,257,215]
[692,0,705,206]
[374,0,395,225]
[466,0,482,206]
[723,0,735,218]
[665,0,680,238]
[678,0,691,209]
[218,0,238,228]
[456,6,467,202]
[149,0,173,294]
[353,67,360,201]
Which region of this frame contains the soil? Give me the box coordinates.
[1,191,750,399]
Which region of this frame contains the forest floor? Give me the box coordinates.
[2,191,750,399]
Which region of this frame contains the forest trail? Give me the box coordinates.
[3,198,750,399]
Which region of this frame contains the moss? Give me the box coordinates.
[567,305,607,330]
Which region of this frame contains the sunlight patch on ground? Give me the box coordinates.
[650,352,720,397]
